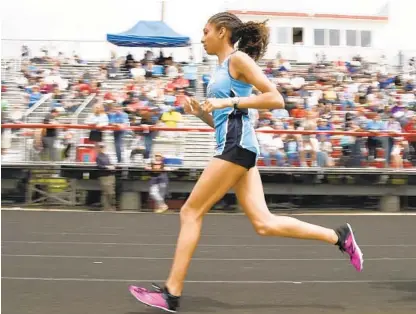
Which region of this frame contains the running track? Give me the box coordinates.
[2,210,416,314]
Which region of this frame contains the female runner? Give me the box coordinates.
[129,11,363,313]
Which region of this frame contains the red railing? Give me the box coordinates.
[2,123,416,138]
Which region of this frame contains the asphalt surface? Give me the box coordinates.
[2,210,416,314]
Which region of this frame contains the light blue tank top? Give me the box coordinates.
[206,53,260,156]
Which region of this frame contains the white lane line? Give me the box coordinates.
[12,232,257,238]
[3,254,416,261]
[2,277,416,284]
[2,208,416,215]
[3,240,416,247]
[29,232,120,236]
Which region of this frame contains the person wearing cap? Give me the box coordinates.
[96,143,116,211]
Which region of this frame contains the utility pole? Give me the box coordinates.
[161,0,165,22]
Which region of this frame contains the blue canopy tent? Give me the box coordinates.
[106,21,191,48]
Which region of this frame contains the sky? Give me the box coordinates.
[0,0,408,41]
[1,0,416,59]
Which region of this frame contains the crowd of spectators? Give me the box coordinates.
[2,48,195,163]
[2,48,416,168]
[83,50,196,163]
[248,57,416,168]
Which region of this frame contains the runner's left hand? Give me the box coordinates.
[202,98,231,113]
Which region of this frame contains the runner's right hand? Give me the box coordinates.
[184,96,202,116]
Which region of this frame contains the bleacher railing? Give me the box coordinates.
[2,123,415,136]
[1,123,415,169]
[23,94,52,121]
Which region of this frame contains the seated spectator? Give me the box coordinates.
[267,122,287,166]
[257,119,275,166]
[90,80,100,95]
[173,89,187,113]
[172,73,189,90]
[272,107,289,119]
[385,115,402,164]
[125,95,144,114]
[290,102,307,119]
[365,113,387,161]
[321,103,333,120]
[51,85,64,108]
[144,61,155,78]
[391,139,404,168]
[160,107,182,128]
[317,134,334,167]
[299,133,319,167]
[285,133,301,166]
[26,85,42,108]
[165,57,178,78]
[131,62,146,82]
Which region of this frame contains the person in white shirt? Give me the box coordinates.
[257,120,287,167]
[257,120,274,166]
[317,134,334,167]
[298,124,319,167]
[86,103,109,143]
[391,139,404,168]
[130,62,146,82]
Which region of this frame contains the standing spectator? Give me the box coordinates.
[108,104,129,163]
[86,104,109,143]
[138,107,161,163]
[403,116,416,163]
[62,128,74,161]
[42,109,59,161]
[365,113,386,161]
[1,101,12,156]
[96,143,116,211]
[146,153,169,213]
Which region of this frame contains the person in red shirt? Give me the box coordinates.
[78,82,91,94]
[172,73,189,90]
[403,116,416,163]
[291,102,307,119]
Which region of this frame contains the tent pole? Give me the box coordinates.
[161,0,165,22]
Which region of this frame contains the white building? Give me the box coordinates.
[228,9,390,63]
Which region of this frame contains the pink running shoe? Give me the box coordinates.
[129,284,180,313]
[335,223,364,272]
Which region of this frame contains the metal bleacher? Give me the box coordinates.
[181,115,215,167]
